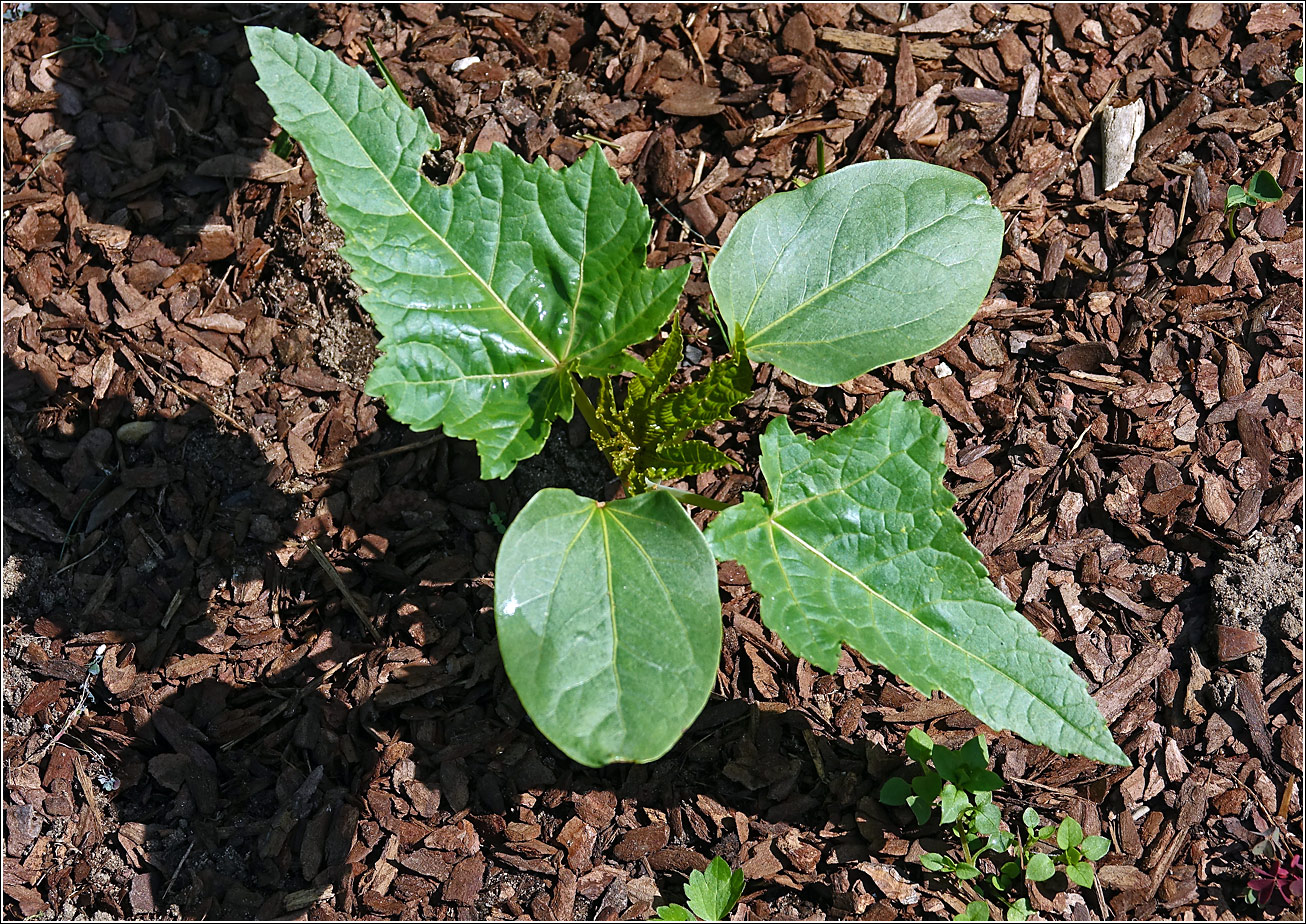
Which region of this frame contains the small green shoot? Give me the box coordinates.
[881,730,1110,921]
[365,38,410,108]
[41,29,127,63]
[270,130,295,161]
[1225,169,1284,237]
[654,857,746,921]
[793,135,828,188]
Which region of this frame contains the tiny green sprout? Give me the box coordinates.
[1225,169,1284,237]
[1296,64,1304,84]
[654,857,745,921]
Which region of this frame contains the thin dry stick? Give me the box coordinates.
[25,645,107,765]
[306,542,382,642]
[161,841,195,900]
[315,434,442,473]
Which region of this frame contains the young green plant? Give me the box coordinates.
[247,27,1128,770]
[880,730,1110,921]
[1225,169,1284,237]
[654,857,746,921]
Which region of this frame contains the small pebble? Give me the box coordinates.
[115,421,156,445]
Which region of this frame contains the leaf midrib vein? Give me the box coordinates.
[745,205,975,344]
[293,49,561,367]
[767,519,1093,741]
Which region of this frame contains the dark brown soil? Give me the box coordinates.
[3,3,1302,921]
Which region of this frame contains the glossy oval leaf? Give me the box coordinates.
[495,488,721,766]
[709,160,1002,386]
[247,27,686,478]
[706,394,1128,766]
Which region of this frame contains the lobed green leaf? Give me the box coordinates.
[247,27,686,478]
[706,394,1128,766]
[685,857,746,921]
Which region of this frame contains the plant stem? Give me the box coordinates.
[958,823,974,865]
[645,482,734,511]
[570,373,611,440]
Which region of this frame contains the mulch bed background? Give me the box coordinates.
[3,3,1302,920]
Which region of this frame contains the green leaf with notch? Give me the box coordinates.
[974,801,1002,837]
[958,900,991,921]
[709,160,1002,387]
[494,488,720,765]
[1226,185,1255,211]
[1246,169,1284,203]
[920,852,950,872]
[684,857,746,921]
[706,394,1128,766]
[247,27,686,478]
[1025,853,1055,883]
[1065,861,1096,888]
[940,783,971,824]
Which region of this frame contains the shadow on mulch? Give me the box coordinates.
[6,339,834,918]
[4,427,830,920]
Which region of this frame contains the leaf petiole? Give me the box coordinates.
[645,481,735,512]
[570,373,613,441]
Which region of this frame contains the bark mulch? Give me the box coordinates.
[3,3,1302,920]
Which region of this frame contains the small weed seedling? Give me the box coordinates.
[1225,169,1284,237]
[880,730,1110,921]
[654,857,746,921]
[248,27,1128,770]
[1246,830,1304,910]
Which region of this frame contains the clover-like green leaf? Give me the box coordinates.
[906,793,935,825]
[905,727,936,765]
[685,857,746,921]
[959,900,991,921]
[709,160,1002,386]
[1246,169,1284,203]
[1226,185,1255,211]
[974,801,1003,837]
[707,394,1128,766]
[1081,835,1111,863]
[1025,853,1055,883]
[247,27,686,478]
[940,783,971,824]
[1057,817,1084,850]
[920,852,950,872]
[954,862,982,880]
[494,488,720,765]
[1066,861,1096,889]
[880,776,911,806]
[655,904,694,921]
